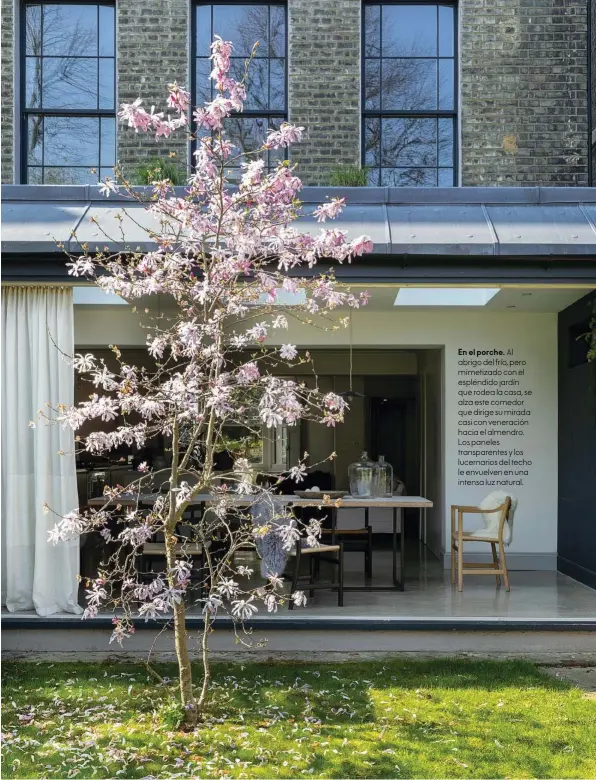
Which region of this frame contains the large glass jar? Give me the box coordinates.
[375,455,394,497]
[348,451,377,498]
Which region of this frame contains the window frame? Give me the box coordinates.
[361,0,458,187]
[19,0,116,185]
[191,0,288,170]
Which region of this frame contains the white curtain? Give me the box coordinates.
[1,286,81,615]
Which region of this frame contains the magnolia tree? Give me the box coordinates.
[44,37,372,727]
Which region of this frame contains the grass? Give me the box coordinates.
[2,659,595,779]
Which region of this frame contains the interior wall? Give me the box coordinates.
[74,306,559,569]
[419,349,444,559]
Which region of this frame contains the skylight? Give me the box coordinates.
[73,287,128,305]
[394,288,500,307]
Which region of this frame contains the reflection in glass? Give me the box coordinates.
[99,5,115,56]
[439,5,455,57]
[212,5,269,56]
[381,168,437,186]
[44,116,98,166]
[43,167,99,184]
[42,57,98,109]
[381,59,437,111]
[382,4,437,57]
[364,4,380,57]
[42,4,98,56]
[27,115,43,164]
[25,4,41,55]
[100,117,116,167]
[269,5,286,56]
[439,59,454,110]
[99,58,115,109]
[363,3,456,187]
[25,57,42,108]
[381,118,437,167]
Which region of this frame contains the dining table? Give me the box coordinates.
[87,493,433,592]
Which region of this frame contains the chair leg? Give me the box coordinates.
[491,543,501,587]
[499,541,510,592]
[450,538,456,585]
[337,544,344,607]
[457,539,463,592]
[309,555,315,598]
[289,543,301,610]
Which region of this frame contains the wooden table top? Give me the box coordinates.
[87,494,433,509]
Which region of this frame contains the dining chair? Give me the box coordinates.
[288,538,344,609]
[450,492,518,592]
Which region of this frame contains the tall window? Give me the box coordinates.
[22,2,116,184]
[193,2,287,173]
[363,2,456,186]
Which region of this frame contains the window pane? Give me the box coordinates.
[225,116,270,158]
[99,58,115,109]
[100,166,115,181]
[269,5,286,57]
[27,166,43,183]
[364,5,380,57]
[266,117,285,168]
[43,166,99,184]
[364,59,380,110]
[196,4,212,56]
[42,57,98,108]
[366,168,381,186]
[381,167,438,186]
[43,116,99,166]
[270,58,286,111]
[213,5,269,57]
[382,5,437,57]
[381,59,437,111]
[99,5,114,56]
[25,4,42,56]
[438,167,454,186]
[196,58,212,105]
[364,117,381,167]
[381,118,437,167]
[439,59,454,110]
[27,115,43,164]
[231,57,269,111]
[42,4,98,56]
[439,5,454,57]
[25,57,42,108]
[438,117,453,166]
[100,117,116,167]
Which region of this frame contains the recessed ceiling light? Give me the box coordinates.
[394,288,500,307]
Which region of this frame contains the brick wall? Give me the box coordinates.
[1,0,591,187]
[461,0,589,186]
[1,0,14,184]
[288,0,361,185]
[117,0,189,179]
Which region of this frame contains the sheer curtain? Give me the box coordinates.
[1,286,81,615]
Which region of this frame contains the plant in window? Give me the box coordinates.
[40,37,373,727]
[132,155,187,186]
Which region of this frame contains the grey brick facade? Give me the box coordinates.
[461,0,589,186]
[0,0,592,187]
[116,0,189,178]
[288,0,361,185]
[1,0,15,184]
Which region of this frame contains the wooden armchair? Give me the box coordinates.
[451,496,513,592]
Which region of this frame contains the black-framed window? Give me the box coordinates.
[363,1,457,187]
[21,1,116,184]
[193,2,287,173]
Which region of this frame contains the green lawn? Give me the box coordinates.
[2,659,595,779]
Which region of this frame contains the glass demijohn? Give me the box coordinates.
[348,451,377,498]
[375,455,393,497]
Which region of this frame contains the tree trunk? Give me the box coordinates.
[196,612,211,714]
[165,532,197,727]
